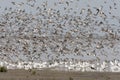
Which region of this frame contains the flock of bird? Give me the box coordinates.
[0,0,120,72]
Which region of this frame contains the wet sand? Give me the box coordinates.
[0,69,120,80]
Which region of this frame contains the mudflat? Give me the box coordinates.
[0,69,120,80]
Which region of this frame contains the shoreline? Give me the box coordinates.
[0,69,120,80]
